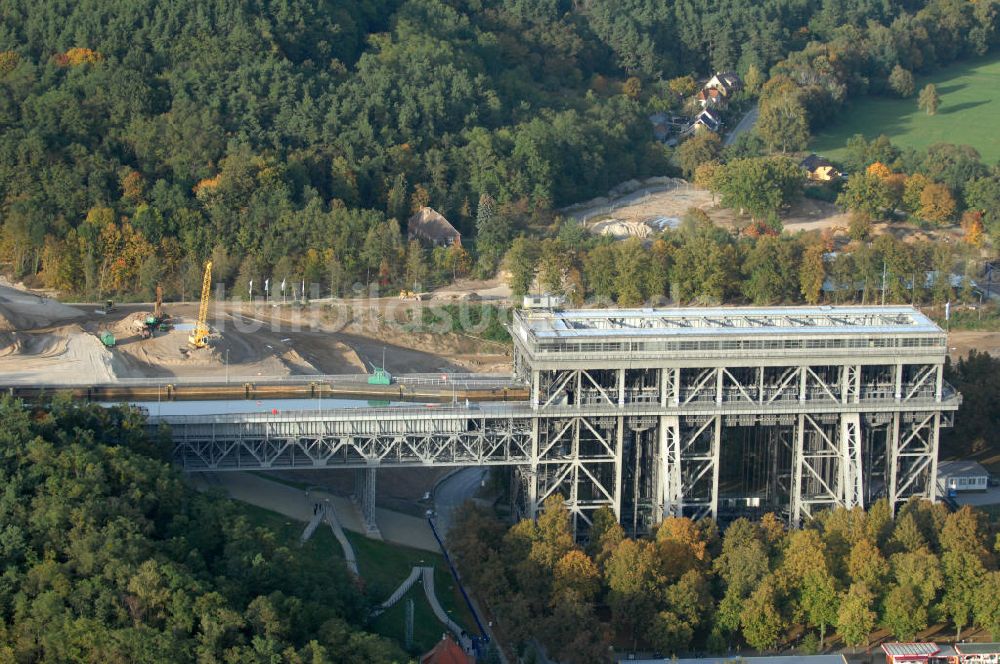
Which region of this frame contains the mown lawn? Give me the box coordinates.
[810,52,1000,164]
[232,500,474,655]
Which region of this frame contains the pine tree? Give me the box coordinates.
[474,193,510,278]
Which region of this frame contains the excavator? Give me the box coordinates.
[188,261,212,349]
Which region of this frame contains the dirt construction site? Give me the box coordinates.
[0,278,513,386]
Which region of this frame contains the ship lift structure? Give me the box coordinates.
[153,305,960,538]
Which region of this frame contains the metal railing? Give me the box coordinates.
[6,372,523,391]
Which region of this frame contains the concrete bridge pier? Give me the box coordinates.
[354,467,380,538]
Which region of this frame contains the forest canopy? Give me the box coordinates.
[0,397,406,662]
[0,0,997,298]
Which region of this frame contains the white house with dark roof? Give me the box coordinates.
[937,459,990,493]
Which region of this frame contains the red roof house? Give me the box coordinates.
[420,635,473,664]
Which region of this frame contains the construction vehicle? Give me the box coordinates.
[399,290,418,301]
[99,331,116,348]
[145,285,166,327]
[366,350,393,385]
[188,261,213,349]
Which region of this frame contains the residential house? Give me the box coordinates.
[704,71,743,96]
[696,86,727,109]
[420,635,473,664]
[800,154,842,181]
[407,207,461,248]
[692,107,723,133]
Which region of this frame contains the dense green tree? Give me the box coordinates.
[503,237,539,298]
[714,157,803,222]
[756,93,810,153]
[743,235,801,304]
[888,65,916,97]
[474,193,510,277]
[740,577,786,652]
[837,582,877,651]
[837,173,893,218]
[677,132,723,179]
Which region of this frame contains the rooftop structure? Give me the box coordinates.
[516,306,940,337]
[407,207,461,247]
[625,656,846,664]
[513,306,946,368]
[882,642,958,662]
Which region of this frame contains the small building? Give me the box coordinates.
[693,107,723,133]
[882,642,958,663]
[955,642,1000,663]
[622,655,847,664]
[800,154,842,181]
[938,460,990,494]
[420,635,473,664]
[704,71,743,96]
[523,293,565,310]
[696,87,728,108]
[408,207,461,248]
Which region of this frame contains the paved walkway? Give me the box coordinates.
[194,471,440,551]
[325,503,360,575]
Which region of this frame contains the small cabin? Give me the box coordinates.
[522,294,565,310]
[938,460,990,494]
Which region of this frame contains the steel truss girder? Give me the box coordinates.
[172,417,533,470]
[523,414,621,535]
[888,411,939,509]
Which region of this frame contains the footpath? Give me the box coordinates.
[193,471,439,551]
[192,471,476,652]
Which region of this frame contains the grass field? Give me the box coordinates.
[810,53,1000,164]
[233,500,474,655]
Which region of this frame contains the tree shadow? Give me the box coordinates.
[939,99,991,115]
[936,83,968,95]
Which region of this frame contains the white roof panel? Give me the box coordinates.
[516,306,942,340]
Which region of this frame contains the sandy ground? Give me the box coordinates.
[946,330,1000,360]
[568,180,858,240]
[0,277,513,384]
[0,325,121,384]
[0,281,84,330]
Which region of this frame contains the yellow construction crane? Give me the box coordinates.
[188,261,212,349]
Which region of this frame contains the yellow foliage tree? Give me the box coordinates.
[961,211,985,247]
[0,51,20,75]
[193,174,223,199]
[919,183,957,224]
[866,162,892,179]
[622,76,642,99]
[120,170,146,205]
[55,48,103,67]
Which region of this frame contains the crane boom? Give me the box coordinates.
[188,261,213,349]
[154,284,163,321]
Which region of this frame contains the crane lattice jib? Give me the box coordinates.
[190,261,212,347]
